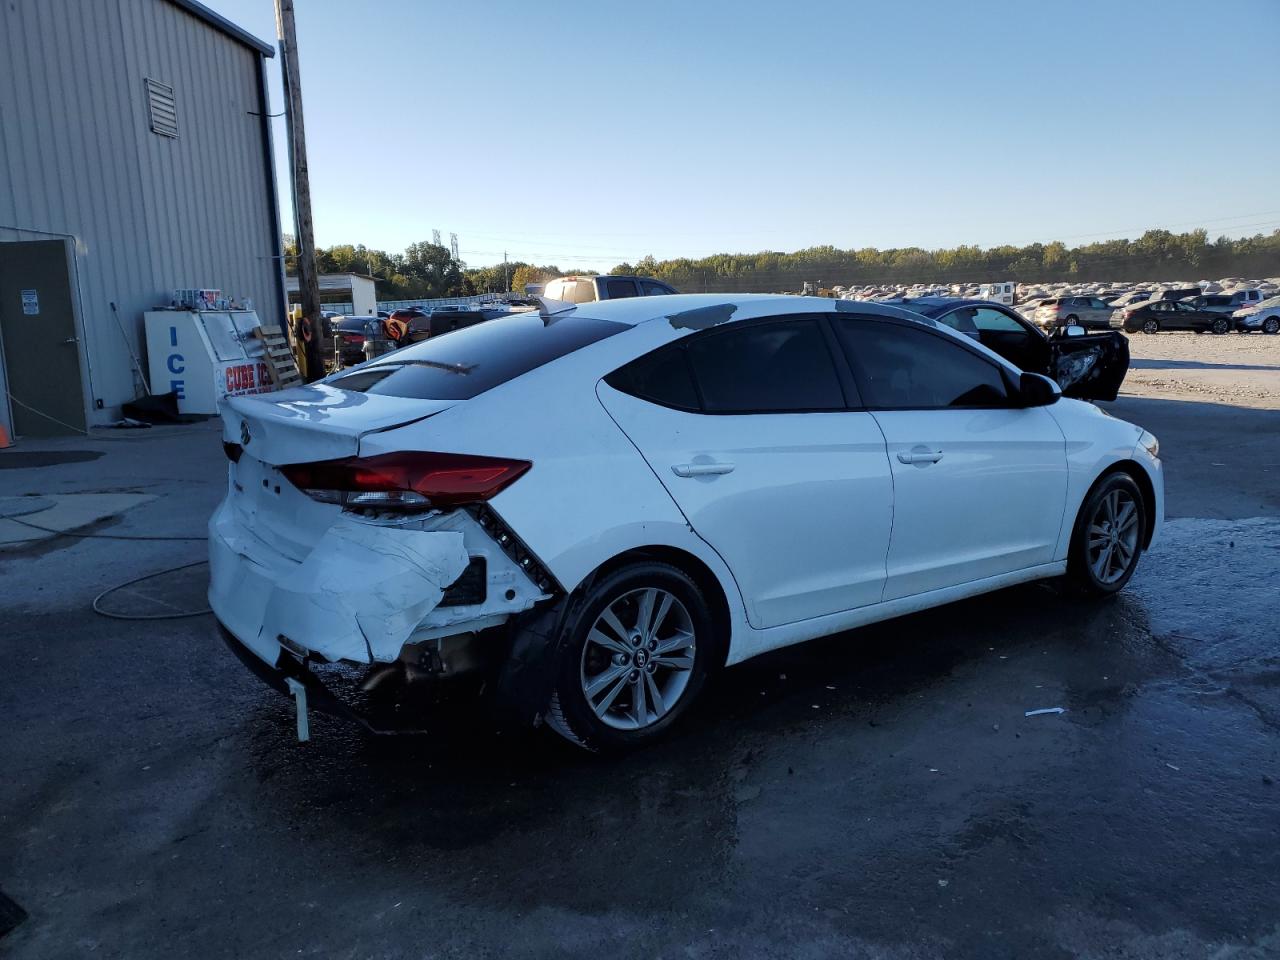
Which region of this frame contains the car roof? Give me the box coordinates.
[571,293,926,327]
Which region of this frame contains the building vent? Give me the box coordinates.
[144,78,178,138]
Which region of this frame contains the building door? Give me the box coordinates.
[0,240,86,436]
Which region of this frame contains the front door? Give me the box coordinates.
[833,316,1068,600]
[597,316,894,629]
[0,240,86,436]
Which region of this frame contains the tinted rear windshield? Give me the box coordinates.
[326,311,627,400]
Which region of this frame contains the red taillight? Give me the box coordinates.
[280,452,531,511]
[340,333,366,344]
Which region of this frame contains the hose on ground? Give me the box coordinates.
[91,560,212,621]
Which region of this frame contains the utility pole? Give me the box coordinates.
[503,250,509,293]
[275,0,323,382]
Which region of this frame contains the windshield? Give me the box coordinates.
[325,310,628,400]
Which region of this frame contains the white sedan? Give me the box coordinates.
[211,295,1163,750]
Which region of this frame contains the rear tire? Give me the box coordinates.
[1211,317,1230,335]
[1141,319,1159,334]
[1067,472,1147,597]
[546,561,715,752]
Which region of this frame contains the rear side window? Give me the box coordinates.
[605,346,699,410]
[327,312,627,400]
[640,280,673,296]
[835,319,1010,409]
[686,319,844,413]
[605,278,640,299]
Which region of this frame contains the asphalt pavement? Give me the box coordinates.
[1,391,1277,959]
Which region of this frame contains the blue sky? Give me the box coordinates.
[209,0,1280,269]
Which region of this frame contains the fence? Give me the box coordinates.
[317,293,519,316]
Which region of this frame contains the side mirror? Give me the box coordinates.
[1064,324,1086,337]
[1019,371,1061,407]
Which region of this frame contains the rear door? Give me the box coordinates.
[833,316,1067,600]
[597,315,893,629]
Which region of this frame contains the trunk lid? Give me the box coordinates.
[220,383,454,465]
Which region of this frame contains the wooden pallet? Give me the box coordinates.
[254,325,303,388]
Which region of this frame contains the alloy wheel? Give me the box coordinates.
[1142,319,1158,334]
[1087,489,1141,585]
[579,588,696,730]
[1264,317,1279,335]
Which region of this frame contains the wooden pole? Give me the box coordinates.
[275,0,323,382]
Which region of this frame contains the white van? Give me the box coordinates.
[979,281,1016,305]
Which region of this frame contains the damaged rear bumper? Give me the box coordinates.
[217,621,408,735]
[209,486,565,735]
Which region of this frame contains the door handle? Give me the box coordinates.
[672,462,735,478]
[897,450,943,465]
[62,337,79,345]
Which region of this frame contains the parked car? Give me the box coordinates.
[1108,291,1151,310]
[400,308,508,344]
[1187,294,1238,314]
[1232,295,1280,334]
[1033,295,1115,331]
[543,275,678,304]
[211,294,1162,751]
[1223,289,1265,309]
[1111,299,1232,334]
[899,298,1129,401]
[332,316,381,367]
[1149,287,1201,303]
[385,306,428,342]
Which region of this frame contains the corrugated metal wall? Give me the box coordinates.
[0,0,283,424]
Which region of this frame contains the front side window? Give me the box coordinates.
[686,318,845,413]
[640,280,673,296]
[835,319,1010,409]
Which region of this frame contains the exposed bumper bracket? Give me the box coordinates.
[218,623,427,736]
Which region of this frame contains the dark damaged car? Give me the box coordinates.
[889,298,1129,401]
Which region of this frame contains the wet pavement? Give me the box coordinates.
[1,396,1278,959]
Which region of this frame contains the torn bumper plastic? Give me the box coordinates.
[209,502,472,667]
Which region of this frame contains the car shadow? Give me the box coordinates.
[232,579,1162,886]
[1129,357,1278,372]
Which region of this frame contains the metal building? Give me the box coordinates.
[0,0,285,438]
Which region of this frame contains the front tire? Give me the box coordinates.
[1141,318,1159,334]
[1264,317,1280,335]
[1067,472,1147,596]
[546,562,715,751]
[1211,317,1230,335]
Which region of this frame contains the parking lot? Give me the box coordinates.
[1,333,1278,959]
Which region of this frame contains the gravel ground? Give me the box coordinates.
[1122,331,1280,408]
